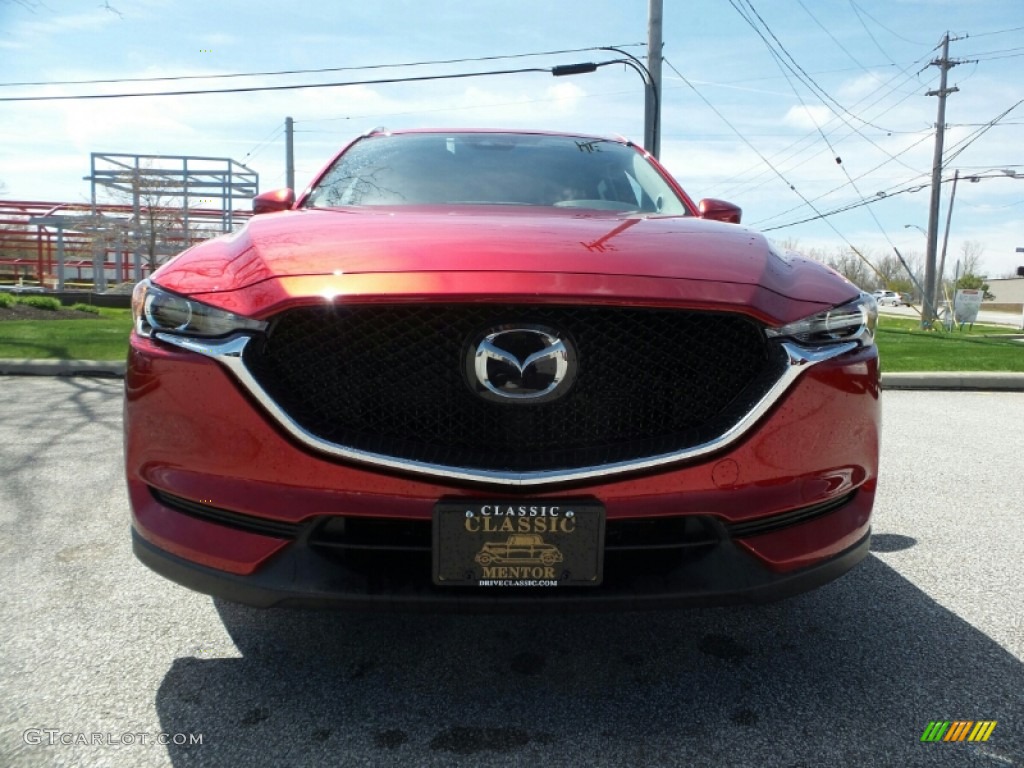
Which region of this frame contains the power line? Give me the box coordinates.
[963,26,1024,39]
[749,132,934,227]
[732,0,908,137]
[970,52,1024,62]
[662,59,796,190]
[796,0,877,78]
[942,99,1024,165]
[0,65,573,102]
[0,44,644,88]
[731,0,924,174]
[662,57,886,282]
[761,171,1015,231]
[737,0,907,252]
[707,61,932,200]
[711,1,930,201]
[848,0,932,47]
[961,45,1024,56]
[241,123,286,164]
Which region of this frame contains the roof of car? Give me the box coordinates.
[365,126,634,146]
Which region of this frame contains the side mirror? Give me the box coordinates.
[697,198,742,224]
[252,188,295,215]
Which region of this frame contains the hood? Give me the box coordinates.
[152,207,857,318]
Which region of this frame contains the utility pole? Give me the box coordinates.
[646,0,663,159]
[923,33,960,328]
[285,116,295,191]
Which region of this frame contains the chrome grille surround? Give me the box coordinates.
[155,305,858,487]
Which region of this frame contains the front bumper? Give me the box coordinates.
[132,522,872,612]
[125,333,880,610]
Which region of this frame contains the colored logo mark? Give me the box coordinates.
[921,721,997,742]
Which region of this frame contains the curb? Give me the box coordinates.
[880,372,1024,391]
[2,359,1024,391]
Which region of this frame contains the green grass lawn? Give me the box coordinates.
[0,308,1021,371]
[876,316,1024,372]
[0,307,133,360]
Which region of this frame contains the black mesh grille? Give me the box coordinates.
[242,304,785,472]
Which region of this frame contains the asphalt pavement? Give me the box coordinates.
[0,378,1022,767]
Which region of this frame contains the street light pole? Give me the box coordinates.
[556,53,660,158]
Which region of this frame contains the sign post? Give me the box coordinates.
[953,289,983,329]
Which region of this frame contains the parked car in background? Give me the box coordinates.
[126,128,880,611]
[873,290,910,307]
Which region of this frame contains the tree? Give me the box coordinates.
[99,165,188,274]
[828,249,879,290]
[874,250,923,297]
[770,239,876,289]
[129,171,186,273]
[958,240,986,277]
[956,273,994,300]
[940,241,992,300]
[768,238,932,295]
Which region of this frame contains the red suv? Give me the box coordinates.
[125,129,880,610]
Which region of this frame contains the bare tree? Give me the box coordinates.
[788,242,879,291]
[768,237,797,252]
[876,249,924,297]
[940,240,993,299]
[822,248,878,290]
[958,240,986,277]
[100,165,188,274]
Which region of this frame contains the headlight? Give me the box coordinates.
[131,279,266,338]
[766,293,877,347]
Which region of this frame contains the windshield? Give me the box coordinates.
[304,132,689,215]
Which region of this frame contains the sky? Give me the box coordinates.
[1,0,1023,278]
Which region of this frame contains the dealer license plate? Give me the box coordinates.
[433,500,605,587]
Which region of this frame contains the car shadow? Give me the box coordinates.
[154,549,1023,766]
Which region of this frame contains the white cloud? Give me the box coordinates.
[782,104,832,131]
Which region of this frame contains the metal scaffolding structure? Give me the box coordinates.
[86,152,258,238]
[0,153,259,290]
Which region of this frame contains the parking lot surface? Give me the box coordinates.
[1,378,1021,767]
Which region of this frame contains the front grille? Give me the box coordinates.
[243,304,785,473]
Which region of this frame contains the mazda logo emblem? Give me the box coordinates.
[466,325,577,403]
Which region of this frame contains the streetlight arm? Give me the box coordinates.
[600,47,660,156]
[549,54,660,155]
